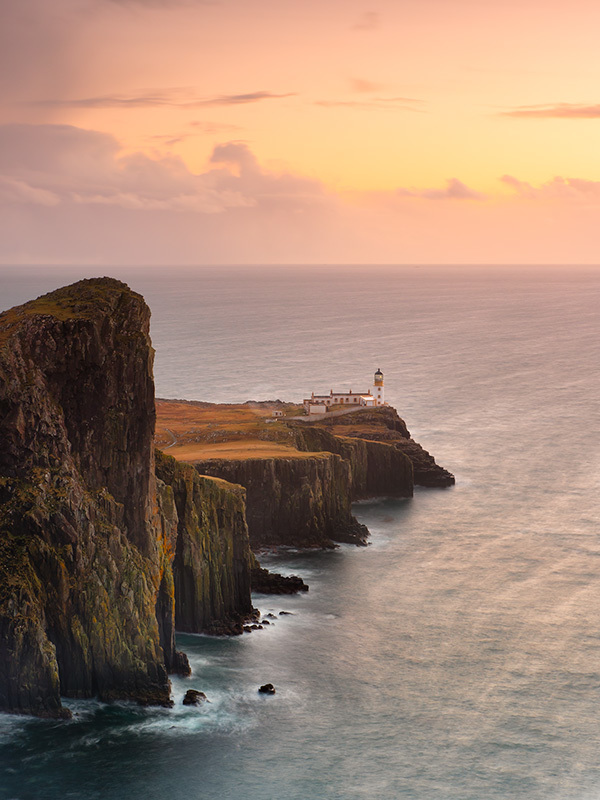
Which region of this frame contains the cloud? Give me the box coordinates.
[397,178,484,200]
[201,91,296,107]
[501,103,600,119]
[0,124,326,216]
[0,123,343,265]
[189,120,243,134]
[501,174,600,200]
[316,97,423,112]
[1,128,600,265]
[0,176,60,207]
[349,78,384,94]
[106,0,213,6]
[352,11,380,31]
[32,89,295,109]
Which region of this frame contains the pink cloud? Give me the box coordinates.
[501,174,600,201]
[397,178,484,200]
[501,103,600,119]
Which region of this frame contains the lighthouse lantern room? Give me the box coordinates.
[373,369,384,405]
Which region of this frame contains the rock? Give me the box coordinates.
[279,611,293,615]
[251,567,309,595]
[156,452,256,636]
[310,406,455,488]
[261,619,271,625]
[192,454,360,549]
[0,278,255,718]
[182,689,207,706]
[258,684,276,695]
[330,518,370,546]
[0,279,174,717]
[265,613,277,619]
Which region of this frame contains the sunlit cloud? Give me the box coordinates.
[0,124,327,216]
[0,176,60,207]
[501,103,600,119]
[31,90,296,109]
[398,178,484,200]
[501,174,600,200]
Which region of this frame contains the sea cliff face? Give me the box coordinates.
[192,453,365,549]
[0,279,254,718]
[289,424,414,500]
[311,406,455,488]
[189,412,416,550]
[155,451,254,634]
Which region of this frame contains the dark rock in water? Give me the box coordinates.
[258,683,276,695]
[330,518,370,546]
[261,619,271,625]
[279,611,293,616]
[182,689,207,706]
[265,613,277,619]
[251,624,263,630]
[243,626,253,633]
[251,567,309,594]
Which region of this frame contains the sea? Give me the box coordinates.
[0,264,599,800]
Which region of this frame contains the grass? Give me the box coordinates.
[155,399,391,463]
[155,400,298,449]
[160,440,321,462]
[0,278,141,348]
[156,400,321,462]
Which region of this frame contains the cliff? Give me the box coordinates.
[309,406,455,488]
[155,451,254,634]
[0,279,254,718]
[154,399,448,551]
[288,424,414,500]
[192,452,368,549]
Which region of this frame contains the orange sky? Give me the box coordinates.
[2,0,600,264]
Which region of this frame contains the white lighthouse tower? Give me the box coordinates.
[373,369,384,405]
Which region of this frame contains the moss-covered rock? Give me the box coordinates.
[0,279,180,717]
[155,451,254,635]
[0,278,259,717]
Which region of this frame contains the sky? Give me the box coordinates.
[1,0,600,264]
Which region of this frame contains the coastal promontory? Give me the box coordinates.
[0,278,453,719]
[0,279,255,717]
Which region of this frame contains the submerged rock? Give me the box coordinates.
[258,683,276,695]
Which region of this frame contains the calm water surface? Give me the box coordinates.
[0,265,598,799]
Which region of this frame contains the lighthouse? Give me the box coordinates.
[373,369,384,405]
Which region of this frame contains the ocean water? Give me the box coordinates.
[0,264,599,800]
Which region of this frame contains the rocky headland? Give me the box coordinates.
[0,278,453,718]
[0,279,255,718]
[155,399,454,549]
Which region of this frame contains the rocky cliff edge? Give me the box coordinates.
[0,279,255,718]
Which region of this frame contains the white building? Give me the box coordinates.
[303,370,385,413]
